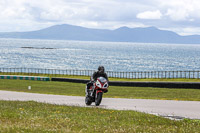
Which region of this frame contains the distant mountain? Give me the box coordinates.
[0,24,200,44]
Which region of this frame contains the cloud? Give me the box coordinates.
[165,9,188,21]
[181,27,200,35]
[159,0,200,21]
[0,0,149,31]
[136,10,162,19]
[0,1,30,19]
[0,0,200,35]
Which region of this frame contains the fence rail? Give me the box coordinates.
[0,68,200,79]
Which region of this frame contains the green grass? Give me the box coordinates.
[0,100,200,132]
[1,79,200,101]
[107,86,200,101]
[0,79,84,96]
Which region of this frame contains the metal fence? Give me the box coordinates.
[0,68,95,77]
[107,71,200,79]
[0,68,200,79]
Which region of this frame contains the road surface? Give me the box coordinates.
[0,90,200,120]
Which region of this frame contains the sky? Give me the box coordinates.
[0,0,200,35]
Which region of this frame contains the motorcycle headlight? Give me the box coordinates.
[103,84,108,88]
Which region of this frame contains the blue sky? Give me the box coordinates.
[0,0,200,35]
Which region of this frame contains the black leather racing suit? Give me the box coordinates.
[91,71,108,81]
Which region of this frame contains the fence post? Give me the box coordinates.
[189,71,191,79]
[180,71,182,78]
[175,71,177,78]
[131,72,133,79]
[176,71,177,78]
[184,71,186,78]
[193,71,195,79]
[157,71,159,79]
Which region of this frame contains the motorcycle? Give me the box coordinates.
[85,77,109,106]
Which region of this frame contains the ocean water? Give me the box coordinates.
[0,38,200,72]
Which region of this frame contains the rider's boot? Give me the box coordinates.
[86,85,93,96]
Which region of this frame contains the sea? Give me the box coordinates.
[0,38,200,72]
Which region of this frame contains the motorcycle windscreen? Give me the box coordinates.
[98,77,107,83]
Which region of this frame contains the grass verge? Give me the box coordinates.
[0,100,200,132]
[1,72,200,82]
[1,79,200,101]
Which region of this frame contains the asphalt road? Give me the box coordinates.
[0,90,200,120]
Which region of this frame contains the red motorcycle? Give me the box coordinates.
[85,77,109,106]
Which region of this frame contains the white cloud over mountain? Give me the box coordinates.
[0,0,200,35]
[137,10,162,19]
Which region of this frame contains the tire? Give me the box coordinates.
[85,96,92,106]
[95,92,103,106]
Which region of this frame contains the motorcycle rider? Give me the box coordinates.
[91,66,108,81]
[86,66,108,94]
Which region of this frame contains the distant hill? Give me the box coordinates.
[0,24,200,44]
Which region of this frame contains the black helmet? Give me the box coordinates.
[98,66,105,73]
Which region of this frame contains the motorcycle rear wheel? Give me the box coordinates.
[95,92,103,106]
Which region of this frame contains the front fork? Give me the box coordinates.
[86,84,103,98]
[95,90,103,98]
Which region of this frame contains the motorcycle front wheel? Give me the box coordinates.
[95,92,103,106]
